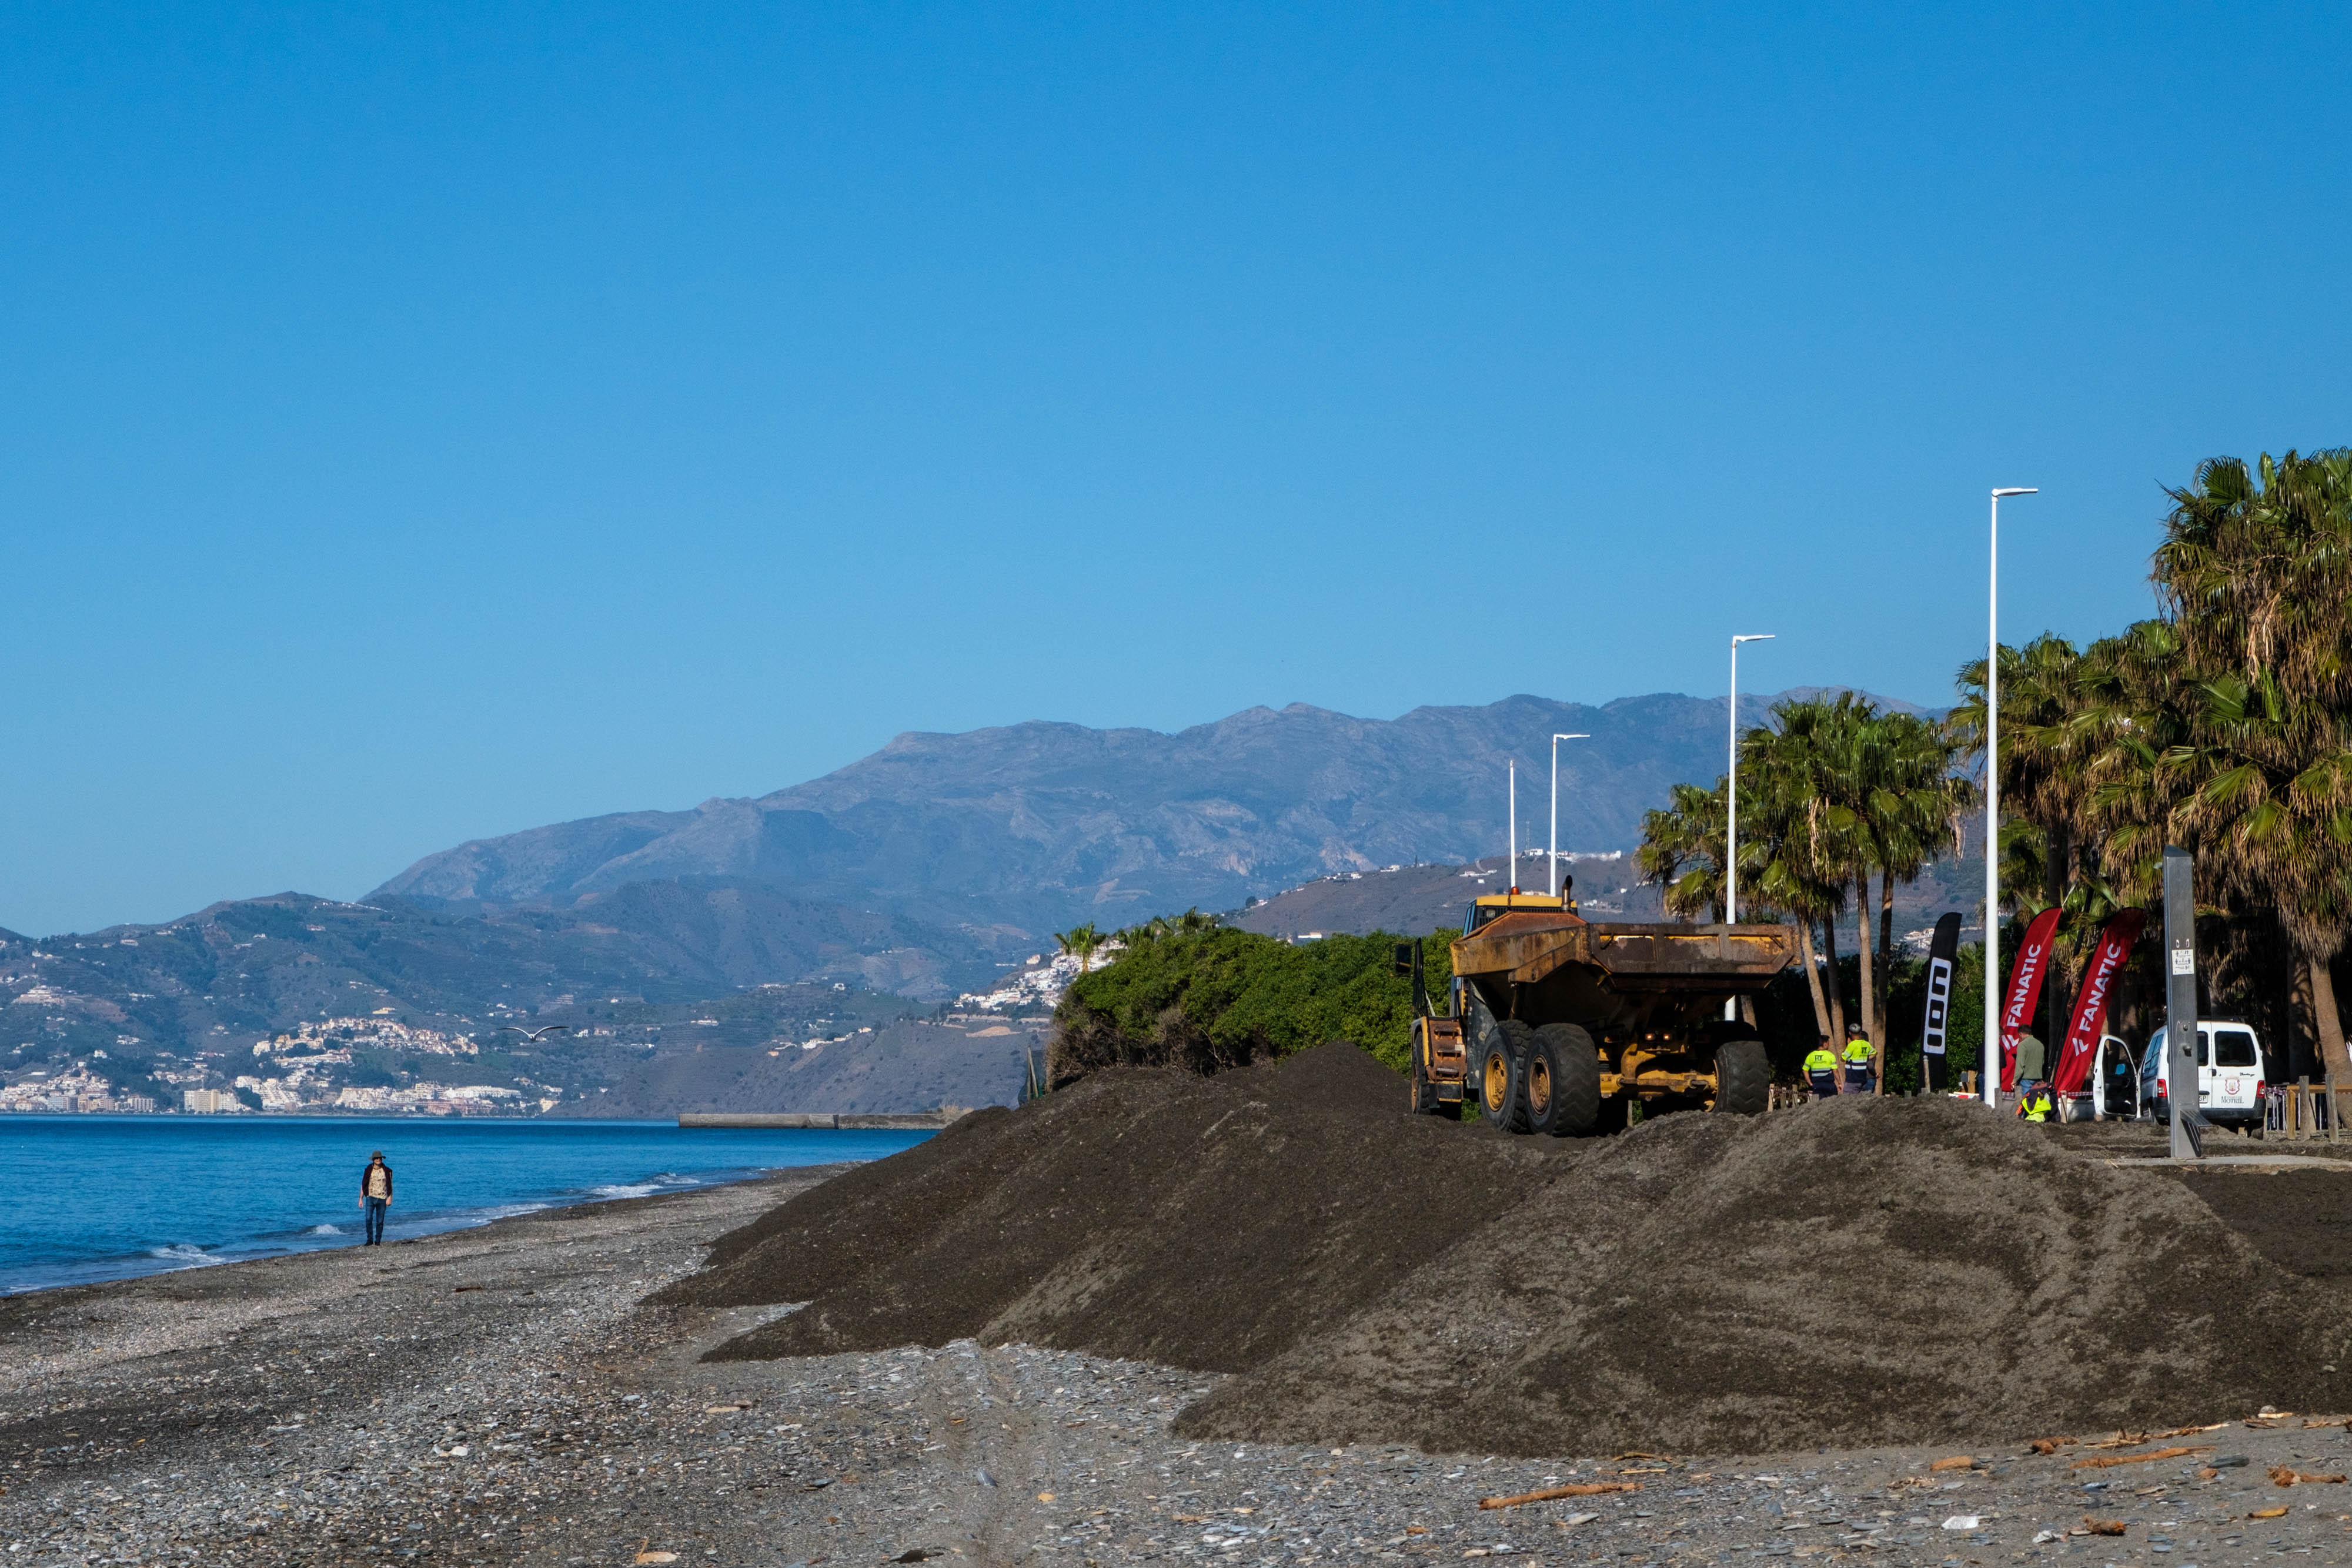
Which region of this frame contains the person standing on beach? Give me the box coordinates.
[359,1151,393,1246]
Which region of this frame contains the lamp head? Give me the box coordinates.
[1552,732,1589,743]
[1732,633,1776,645]
[1992,487,2038,497]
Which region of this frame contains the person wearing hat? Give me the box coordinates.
[1841,1024,1877,1094]
[358,1151,394,1246]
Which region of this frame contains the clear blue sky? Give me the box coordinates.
[3,4,2347,937]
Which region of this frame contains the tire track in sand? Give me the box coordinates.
[915,1342,1053,1566]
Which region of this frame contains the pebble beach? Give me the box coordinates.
[11,1158,2352,1568]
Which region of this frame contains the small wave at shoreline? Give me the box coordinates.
[589,1171,703,1200]
[449,1201,551,1226]
[145,1243,220,1268]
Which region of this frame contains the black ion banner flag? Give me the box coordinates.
[1919,912,1963,1090]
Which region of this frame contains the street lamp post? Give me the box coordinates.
[1725,635,1775,925]
[1550,733,1589,898]
[1984,487,2037,1108]
[1725,635,1774,1024]
[1508,761,1518,891]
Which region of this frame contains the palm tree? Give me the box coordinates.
[1637,781,1729,923]
[2044,453,2352,1077]
[2146,670,2352,1076]
[1953,634,2096,1050]
[1641,775,1800,1029]
[2147,451,2352,1077]
[2072,618,2195,904]
[1054,922,1107,975]
[2157,451,2352,709]
[1854,710,1972,1085]
[1738,701,1877,1047]
[1739,743,1849,1046]
[1743,696,1876,1045]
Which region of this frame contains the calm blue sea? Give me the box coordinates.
[0,1115,930,1296]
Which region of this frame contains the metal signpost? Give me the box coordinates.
[2163,845,2204,1160]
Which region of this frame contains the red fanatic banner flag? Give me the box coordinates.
[2051,909,2148,1097]
[1999,907,2066,1092]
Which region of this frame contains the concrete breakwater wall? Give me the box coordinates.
[676,1109,969,1130]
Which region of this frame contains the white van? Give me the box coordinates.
[2140,1019,2267,1128]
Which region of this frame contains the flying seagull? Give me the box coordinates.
[499,1025,571,1042]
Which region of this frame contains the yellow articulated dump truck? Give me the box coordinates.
[1398,888,1798,1134]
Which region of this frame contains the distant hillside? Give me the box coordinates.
[1232,849,1981,952]
[510,877,1011,997]
[1229,856,1668,941]
[375,688,1930,935]
[0,891,999,1117]
[559,1015,1043,1119]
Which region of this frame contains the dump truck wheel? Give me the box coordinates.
[1480,1019,1533,1132]
[1526,1022,1601,1136]
[1409,1042,1452,1117]
[1713,1038,1771,1115]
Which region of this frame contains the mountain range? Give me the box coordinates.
[4,687,1944,1115]
[375,688,1927,938]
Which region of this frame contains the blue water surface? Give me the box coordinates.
[0,1115,928,1295]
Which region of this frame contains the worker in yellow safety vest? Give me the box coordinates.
[1805,1039,1839,1099]
[2020,1081,2053,1122]
[1840,1026,1876,1094]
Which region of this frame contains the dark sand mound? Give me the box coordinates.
[666,1044,1542,1370]
[671,1045,2352,1455]
[2177,1166,2352,1279]
[1180,1092,2348,1454]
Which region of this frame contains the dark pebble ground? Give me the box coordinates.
[7,1168,2352,1568]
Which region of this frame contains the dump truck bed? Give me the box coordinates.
[1451,912,1799,995]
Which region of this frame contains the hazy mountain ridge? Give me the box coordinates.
[375,688,1930,932]
[5,684,1949,1118]
[0,891,994,1115]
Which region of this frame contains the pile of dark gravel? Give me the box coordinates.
[669,1044,2352,1456]
[667,1044,1538,1370]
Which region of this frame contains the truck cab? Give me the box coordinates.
[1463,887,1572,930]
[1455,889,1573,996]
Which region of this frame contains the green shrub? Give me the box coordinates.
[1047,925,1457,1085]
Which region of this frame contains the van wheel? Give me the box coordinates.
[1480,1019,1533,1133]
[1526,1023,1601,1135]
[1713,1039,1771,1115]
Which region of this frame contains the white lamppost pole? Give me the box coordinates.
[1508,761,1518,891]
[1984,487,2037,1108]
[1725,634,1774,1022]
[1550,733,1589,898]
[1725,635,1776,925]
